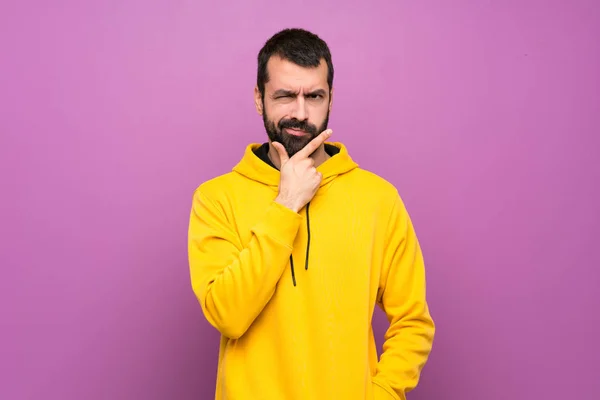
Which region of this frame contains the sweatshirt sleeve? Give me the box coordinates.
[372,193,435,400]
[187,187,302,339]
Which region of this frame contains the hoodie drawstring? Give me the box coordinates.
[290,202,311,287]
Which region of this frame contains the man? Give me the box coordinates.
[188,28,434,400]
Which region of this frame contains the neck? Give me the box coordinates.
[268,143,330,170]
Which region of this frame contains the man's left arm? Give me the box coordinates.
[372,192,435,400]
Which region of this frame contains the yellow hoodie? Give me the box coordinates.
[188,142,434,400]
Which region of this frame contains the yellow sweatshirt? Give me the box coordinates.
[188,142,434,400]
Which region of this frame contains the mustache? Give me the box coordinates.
[278,119,318,135]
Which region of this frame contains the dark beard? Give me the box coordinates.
[263,106,330,158]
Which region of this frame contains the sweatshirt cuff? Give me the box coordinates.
[251,201,302,248]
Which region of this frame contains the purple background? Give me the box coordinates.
[1,1,599,399]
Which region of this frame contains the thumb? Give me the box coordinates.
[272,142,289,164]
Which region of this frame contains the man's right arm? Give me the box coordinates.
[188,188,302,339]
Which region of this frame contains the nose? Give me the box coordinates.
[290,96,308,121]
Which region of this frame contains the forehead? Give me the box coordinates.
[265,56,328,91]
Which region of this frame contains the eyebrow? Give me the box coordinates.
[272,89,327,98]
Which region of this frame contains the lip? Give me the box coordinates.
[284,128,307,137]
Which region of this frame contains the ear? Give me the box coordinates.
[329,87,334,112]
[254,86,263,116]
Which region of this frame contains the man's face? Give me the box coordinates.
[255,56,332,158]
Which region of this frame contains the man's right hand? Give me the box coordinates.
[273,129,332,213]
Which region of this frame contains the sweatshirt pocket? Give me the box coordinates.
[372,380,403,400]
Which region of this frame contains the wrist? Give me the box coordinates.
[274,195,300,213]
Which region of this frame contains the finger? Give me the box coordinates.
[301,158,315,168]
[294,129,332,160]
[271,142,290,164]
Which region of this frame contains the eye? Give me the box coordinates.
[307,94,322,99]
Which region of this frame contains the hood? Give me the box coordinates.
[231,141,358,287]
[232,141,359,188]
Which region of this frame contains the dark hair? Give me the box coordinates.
[257,28,334,98]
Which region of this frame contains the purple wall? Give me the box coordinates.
[1,1,599,399]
